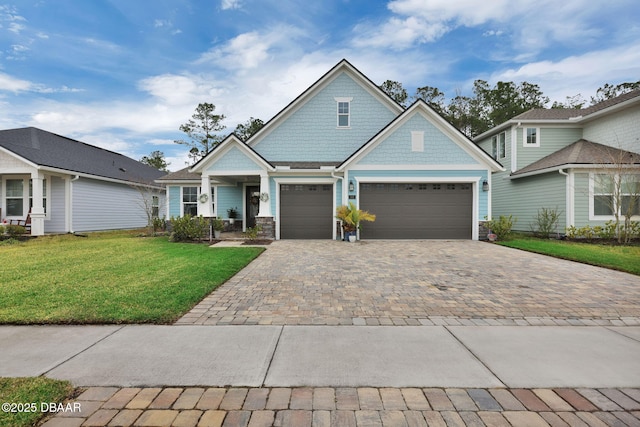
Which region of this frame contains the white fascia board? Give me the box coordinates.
[249,61,404,149]
[347,164,488,171]
[0,146,40,169]
[506,163,640,180]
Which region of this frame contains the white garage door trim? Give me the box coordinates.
[274,177,337,240]
[354,176,481,240]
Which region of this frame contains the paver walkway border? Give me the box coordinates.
[38,386,640,426]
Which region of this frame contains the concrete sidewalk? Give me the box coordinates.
[1,325,639,388]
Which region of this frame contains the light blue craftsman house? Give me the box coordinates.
[158,60,503,240]
[475,90,640,234]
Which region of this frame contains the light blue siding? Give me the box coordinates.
[44,176,66,233]
[206,146,264,172]
[72,178,148,231]
[217,185,243,219]
[168,186,181,217]
[357,114,478,165]
[253,72,398,162]
[348,169,489,219]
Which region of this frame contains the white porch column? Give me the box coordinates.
[30,171,45,236]
[257,173,272,217]
[198,174,214,217]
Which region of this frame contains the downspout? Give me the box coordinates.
[69,175,80,233]
[558,169,571,235]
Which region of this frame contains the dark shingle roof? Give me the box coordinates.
[0,127,165,184]
[512,139,640,176]
[156,167,200,181]
[513,90,640,121]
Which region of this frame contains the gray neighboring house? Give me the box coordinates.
[0,127,166,235]
[475,90,640,233]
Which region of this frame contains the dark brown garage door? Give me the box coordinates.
[359,183,472,239]
[280,184,333,239]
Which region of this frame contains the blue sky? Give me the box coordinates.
[0,0,638,170]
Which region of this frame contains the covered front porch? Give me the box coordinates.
[198,171,275,239]
[0,171,52,236]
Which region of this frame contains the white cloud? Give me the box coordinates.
[221,0,242,10]
[0,72,33,92]
[491,42,640,103]
[352,0,624,56]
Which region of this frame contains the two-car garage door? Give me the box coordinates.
[279,182,473,239]
[359,182,472,239]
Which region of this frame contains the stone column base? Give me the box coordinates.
[256,217,275,240]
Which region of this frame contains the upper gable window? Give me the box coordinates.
[524,127,540,147]
[335,97,352,128]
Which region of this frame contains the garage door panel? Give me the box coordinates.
[280,184,333,239]
[360,183,472,239]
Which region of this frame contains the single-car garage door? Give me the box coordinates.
[359,182,472,239]
[280,184,333,239]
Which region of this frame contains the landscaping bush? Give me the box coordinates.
[485,215,516,241]
[244,225,262,241]
[169,215,208,242]
[530,207,562,238]
[566,220,639,243]
[3,224,25,239]
[152,216,166,232]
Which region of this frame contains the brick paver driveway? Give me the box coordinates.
[177,240,640,326]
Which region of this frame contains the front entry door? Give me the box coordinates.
[246,185,260,228]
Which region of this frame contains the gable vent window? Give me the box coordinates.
[335,97,353,128]
[411,131,424,152]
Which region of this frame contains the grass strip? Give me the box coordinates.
[0,377,73,427]
[499,237,640,276]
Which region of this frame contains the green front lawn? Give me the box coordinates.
[0,377,73,427]
[0,232,264,324]
[498,236,640,276]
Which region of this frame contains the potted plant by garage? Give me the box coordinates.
[227,207,238,225]
[336,202,376,242]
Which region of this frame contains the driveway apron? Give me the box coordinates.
[177,240,640,326]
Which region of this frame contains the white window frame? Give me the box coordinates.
[334,97,352,128]
[182,186,199,217]
[498,132,506,158]
[589,172,640,220]
[491,136,498,159]
[523,127,540,147]
[4,178,26,217]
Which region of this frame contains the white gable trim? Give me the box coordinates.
[248,60,404,149]
[338,101,504,172]
[191,134,275,174]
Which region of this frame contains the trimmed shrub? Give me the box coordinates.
[169,215,208,242]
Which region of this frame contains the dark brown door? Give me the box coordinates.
[246,185,260,228]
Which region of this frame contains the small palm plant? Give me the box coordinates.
[336,202,376,233]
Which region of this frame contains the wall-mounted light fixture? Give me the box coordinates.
[482,179,489,191]
[349,180,355,192]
